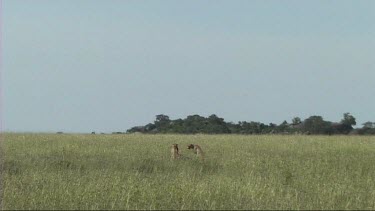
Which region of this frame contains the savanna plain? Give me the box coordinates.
[2,133,375,210]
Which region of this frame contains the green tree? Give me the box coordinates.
[239,121,263,134]
[155,114,170,123]
[277,120,289,133]
[341,113,356,126]
[332,113,356,134]
[302,116,331,134]
[206,114,231,134]
[358,121,375,135]
[144,123,156,133]
[227,122,242,133]
[292,117,302,125]
[362,121,374,128]
[183,114,206,134]
[154,114,171,133]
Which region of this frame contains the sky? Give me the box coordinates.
[2,0,375,133]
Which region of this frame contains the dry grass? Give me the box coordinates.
[3,133,375,210]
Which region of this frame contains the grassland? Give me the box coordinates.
[2,133,375,210]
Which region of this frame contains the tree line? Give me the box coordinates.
[126,113,375,135]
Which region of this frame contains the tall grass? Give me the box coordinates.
[3,133,375,210]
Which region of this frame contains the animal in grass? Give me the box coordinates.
[187,144,204,160]
[171,144,180,159]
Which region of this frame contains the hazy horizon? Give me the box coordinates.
[2,0,375,133]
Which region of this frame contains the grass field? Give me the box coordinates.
[2,133,375,210]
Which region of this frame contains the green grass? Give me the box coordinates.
[2,133,375,210]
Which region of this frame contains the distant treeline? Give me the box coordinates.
[126,113,375,135]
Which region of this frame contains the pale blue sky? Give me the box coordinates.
[2,0,375,133]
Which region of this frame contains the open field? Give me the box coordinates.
[2,133,375,210]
